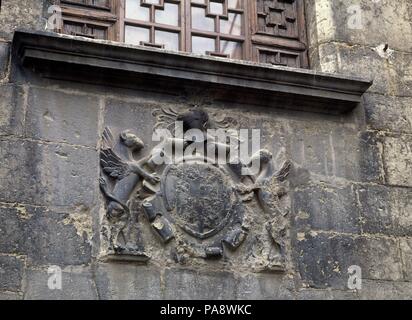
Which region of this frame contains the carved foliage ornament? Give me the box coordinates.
[99,107,291,269]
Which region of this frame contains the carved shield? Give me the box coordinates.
[161,158,236,239]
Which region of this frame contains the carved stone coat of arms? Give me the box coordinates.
[99,106,291,271]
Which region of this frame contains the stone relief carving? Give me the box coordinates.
[99,127,158,261]
[99,107,291,270]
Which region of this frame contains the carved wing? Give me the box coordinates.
[275,160,292,182]
[100,148,131,180]
[100,127,130,180]
[152,107,180,133]
[102,127,115,149]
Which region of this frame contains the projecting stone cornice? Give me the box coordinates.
[12,30,372,114]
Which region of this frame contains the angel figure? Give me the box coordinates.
[249,149,291,216]
[99,127,159,254]
[237,149,291,266]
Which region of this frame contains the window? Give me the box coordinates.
[57,0,308,68]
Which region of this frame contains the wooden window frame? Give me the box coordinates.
[186,0,248,59]
[121,0,184,49]
[57,0,309,68]
[59,0,118,40]
[250,0,308,67]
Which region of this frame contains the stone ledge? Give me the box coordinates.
[12,30,372,114]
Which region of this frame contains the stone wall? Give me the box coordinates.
[304,0,412,299]
[0,0,411,300]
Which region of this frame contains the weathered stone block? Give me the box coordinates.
[309,42,340,74]
[296,288,358,300]
[0,84,24,136]
[0,205,92,266]
[396,189,412,236]
[318,41,412,98]
[45,144,99,207]
[24,267,97,300]
[95,264,162,300]
[315,43,389,94]
[305,0,343,52]
[288,164,311,189]
[308,1,412,96]
[358,237,403,282]
[0,291,22,300]
[293,232,403,289]
[358,131,385,183]
[26,87,100,147]
[164,269,236,300]
[329,290,360,300]
[357,185,412,237]
[0,139,46,204]
[0,41,10,80]
[236,274,295,300]
[400,238,412,281]
[388,50,412,97]
[383,135,412,187]
[292,184,361,234]
[296,288,332,300]
[357,185,393,235]
[0,139,99,207]
[0,206,24,254]
[363,94,412,134]
[0,255,24,292]
[0,0,44,40]
[332,0,412,53]
[359,280,412,300]
[289,125,346,179]
[289,126,384,183]
[24,209,92,266]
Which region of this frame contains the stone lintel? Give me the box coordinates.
[12,30,372,114]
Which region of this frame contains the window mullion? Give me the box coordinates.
[243,0,252,61]
[180,0,186,52]
[183,0,191,53]
[215,15,220,54]
[118,0,125,42]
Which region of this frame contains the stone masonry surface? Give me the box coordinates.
[0,0,411,299]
